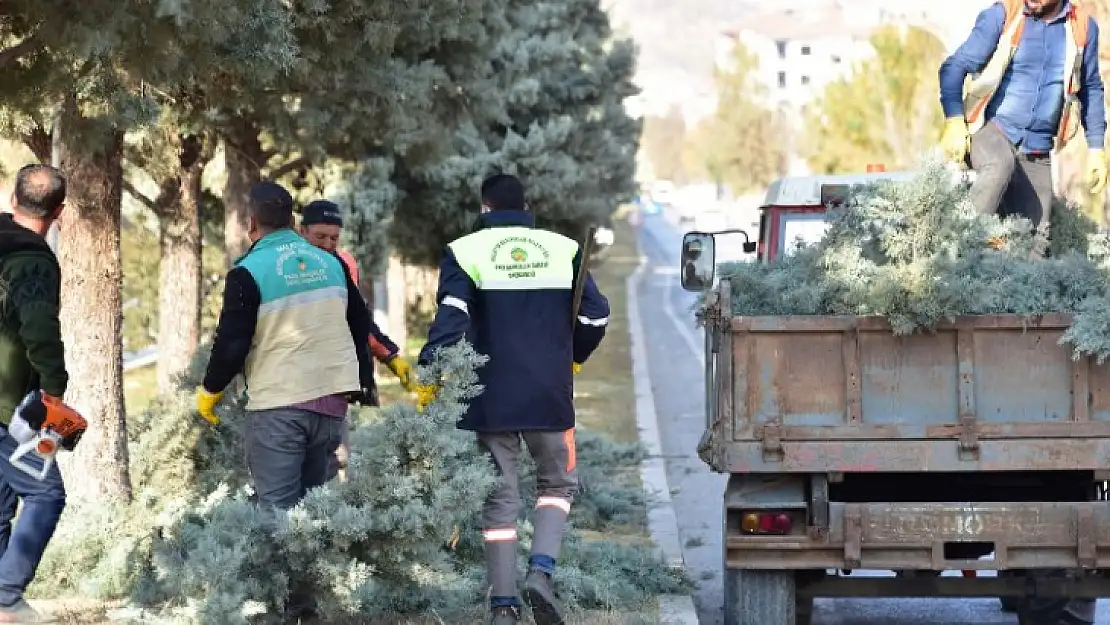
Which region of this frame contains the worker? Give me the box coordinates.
[415,174,610,625]
[0,165,69,624]
[195,181,377,510]
[298,199,415,479]
[939,0,1107,256]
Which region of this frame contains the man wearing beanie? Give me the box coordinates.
[300,199,416,480]
[415,174,610,625]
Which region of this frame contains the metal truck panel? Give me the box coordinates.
[707,312,1110,473]
[723,501,1110,571]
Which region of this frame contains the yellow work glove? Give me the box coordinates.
[572,362,582,375]
[415,384,439,412]
[386,355,416,392]
[940,117,970,164]
[195,388,224,426]
[1088,148,1108,196]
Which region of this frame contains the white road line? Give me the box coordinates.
[626,234,701,625]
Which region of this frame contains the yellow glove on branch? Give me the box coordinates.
[940,117,970,164]
[572,362,582,375]
[415,384,439,412]
[386,355,416,392]
[1088,148,1108,196]
[195,388,224,426]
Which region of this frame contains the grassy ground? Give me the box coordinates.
[109,221,658,624]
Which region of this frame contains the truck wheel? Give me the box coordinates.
[1016,598,1095,625]
[724,569,797,625]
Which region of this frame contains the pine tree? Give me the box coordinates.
[718,159,1110,361]
[390,0,641,266]
[0,0,298,500]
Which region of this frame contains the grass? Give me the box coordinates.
[123,364,157,414]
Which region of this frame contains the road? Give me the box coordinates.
[634,212,1109,624]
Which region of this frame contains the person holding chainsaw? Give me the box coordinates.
[939,0,1107,257]
[415,173,609,625]
[298,199,415,480]
[0,164,71,623]
[195,182,377,513]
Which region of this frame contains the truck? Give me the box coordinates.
[680,170,1110,625]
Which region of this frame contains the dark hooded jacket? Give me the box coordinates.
[0,214,66,423]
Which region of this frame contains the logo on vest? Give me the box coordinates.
[491,236,550,280]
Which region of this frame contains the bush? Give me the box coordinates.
[32,342,689,623]
[716,159,1110,361]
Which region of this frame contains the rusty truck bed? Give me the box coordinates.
[703,305,1110,474]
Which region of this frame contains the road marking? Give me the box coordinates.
[626,233,701,625]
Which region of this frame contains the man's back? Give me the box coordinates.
[419,209,610,433]
[234,229,360,410]
[0,214,65,421]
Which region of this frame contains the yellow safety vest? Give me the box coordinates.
[448,227,579,292]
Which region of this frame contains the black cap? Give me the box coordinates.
[301,199,343,227]
[249,181,295,228]
[480,173,525,211]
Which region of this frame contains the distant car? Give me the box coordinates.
[588,225,615,266]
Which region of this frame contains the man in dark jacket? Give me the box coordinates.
[0,164,68,623]
[416,174,609,625]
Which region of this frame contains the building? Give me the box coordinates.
[715,2,876,114]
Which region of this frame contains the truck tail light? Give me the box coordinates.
[740,511,793,535]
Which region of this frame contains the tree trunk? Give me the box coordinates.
[156,135,207,395]
[222,120,263,266]
[55,113,132,503]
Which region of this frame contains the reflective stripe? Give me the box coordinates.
[442,295,469,315]
[483,528,518,542]
[257,285,347,317]
[535,497,571,514]
[577,315,608,327]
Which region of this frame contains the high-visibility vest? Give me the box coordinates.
[336,248,393,361]
[337,249,360,285]
[963,0,1090,151]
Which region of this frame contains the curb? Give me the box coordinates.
[626,230,700,625]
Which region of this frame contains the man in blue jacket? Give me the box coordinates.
[938,0,1107,256]
[416,174,609,625]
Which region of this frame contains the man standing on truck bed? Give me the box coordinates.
[415,173,610,625]
[938,0,1108,255]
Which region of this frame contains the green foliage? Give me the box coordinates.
[390,0,642,266]
[32,342,687,622]
[717,160,1110,362]
[803,26,947,174]
[684,40,785,193]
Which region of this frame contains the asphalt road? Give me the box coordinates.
[635,212,1109,625]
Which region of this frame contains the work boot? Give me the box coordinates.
[489,605,521,625]
[0,599,56,623]
[523,569,567,625]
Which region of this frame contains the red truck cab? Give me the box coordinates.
[756,169,918,262]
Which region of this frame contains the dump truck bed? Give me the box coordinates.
[702,282,1110,474]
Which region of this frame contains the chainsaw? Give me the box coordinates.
[7,390,87,481]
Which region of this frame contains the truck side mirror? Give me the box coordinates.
[680,232,716,292]
[743,241,757,254]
